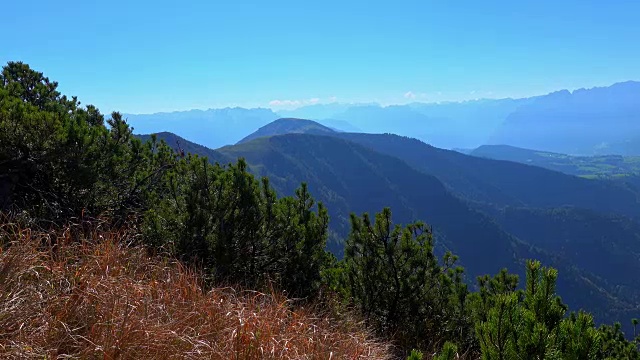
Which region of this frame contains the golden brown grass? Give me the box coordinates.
[0,222,391,359]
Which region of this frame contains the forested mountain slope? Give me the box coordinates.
[332,132,640,218]
[136,132,231,164]
[218,134,523,277]
[223,134,636,319]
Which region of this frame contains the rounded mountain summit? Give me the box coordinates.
[237,118,336,144]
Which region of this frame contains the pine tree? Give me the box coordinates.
[0,61,174,224]
[475,260,639,360]
[142,154,331,297]
[341,207,470,353]
[433,342,459,360]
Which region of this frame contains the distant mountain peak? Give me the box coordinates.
[272,117,327,123]
[490,80,640,154]
[237,118,336,144]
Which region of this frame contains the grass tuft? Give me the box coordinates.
[0,222,391,359]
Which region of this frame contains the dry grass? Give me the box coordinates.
[0,221,391,359]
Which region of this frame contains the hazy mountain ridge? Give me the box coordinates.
[237,118,336,144]
[126,80,640,154]
[125,107,280,149]
[489,81,640,155]
[320,98,532,149]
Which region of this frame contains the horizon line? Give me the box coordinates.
[120,79,640,116]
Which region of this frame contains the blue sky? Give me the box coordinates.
[2,0,640,113]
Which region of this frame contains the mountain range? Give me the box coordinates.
[488,81,640,155]
[125,107,280,149]
[126,80,640,155]
[136,117,640,335]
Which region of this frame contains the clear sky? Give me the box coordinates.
[2,0,640,114]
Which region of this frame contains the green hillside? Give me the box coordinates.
[237,119,640,218]
[332,132,640,218]
[219,134,522,275]
[483,205,640,321]
[491,206,640,292]
[136,132,231,164]
[471,144,640,178]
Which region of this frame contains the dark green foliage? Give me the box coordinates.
[475,260,639,360]
[0,61,175,224]
[433,342,459,360]
[470,269,520,327]
[406,349,424,360]
[338,208,472,353]
[0,61,331,299]
[476,262,565,359]
[136,131,231,165]
[143,155,331,297]
[598,322,640,359]
[557,312,603,360]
